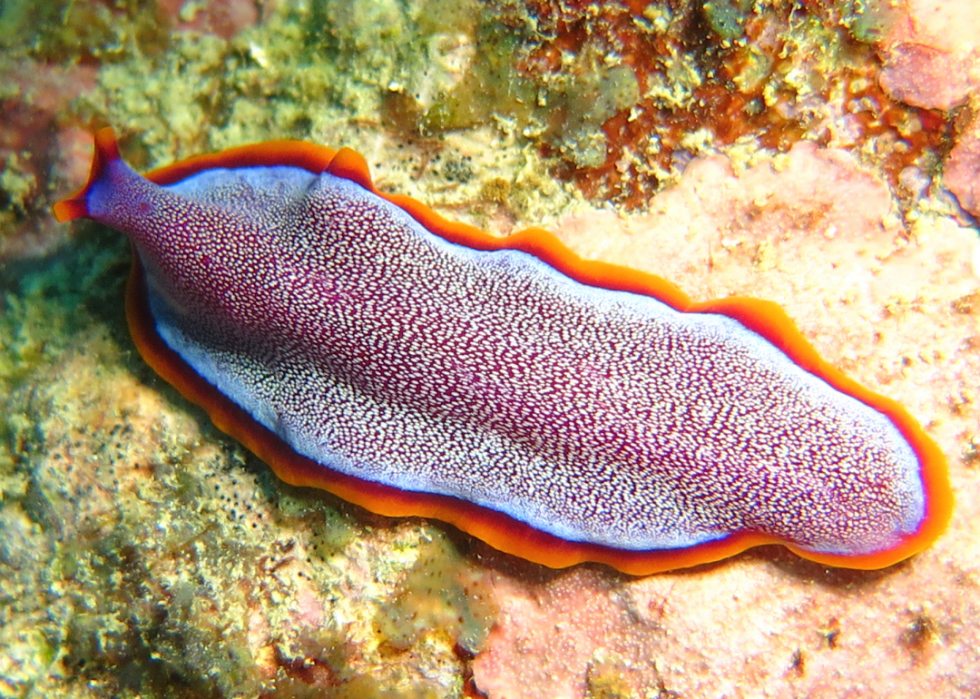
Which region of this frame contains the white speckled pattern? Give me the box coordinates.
[86,159,926,555]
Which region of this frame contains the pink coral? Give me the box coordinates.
[879,0,980,111]
[156,0,265,39]
[473,569,664,698]
[944,111,980,217]
[0,62,97,259]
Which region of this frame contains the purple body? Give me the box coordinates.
[84,156,926,555]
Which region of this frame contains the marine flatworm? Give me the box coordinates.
[55,128,951,575]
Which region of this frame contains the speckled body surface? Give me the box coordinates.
[77,151,927,558]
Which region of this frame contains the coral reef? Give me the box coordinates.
[1,0,979,697]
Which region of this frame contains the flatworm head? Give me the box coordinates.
[55,128,952,575]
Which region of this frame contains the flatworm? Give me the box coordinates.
[55,127,952,575]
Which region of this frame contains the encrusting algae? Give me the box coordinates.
[2,0,979,697]
[1,233,495,698]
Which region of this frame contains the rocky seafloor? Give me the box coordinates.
[1,0,979,697]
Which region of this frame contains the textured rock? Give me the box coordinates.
[945,111,980,217]
[879,0,980,111]
[473,142,980,698]
[2,0,979,696]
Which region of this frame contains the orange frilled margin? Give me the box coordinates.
[58,128,953,576]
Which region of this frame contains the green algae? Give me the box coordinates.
[71,0,575,226]
[277,491,358,558]
[557,64,640,169]
[0,154,37,218]
[0,3,970,699]
[0,0,169,61]
[414,5,641,166]
[81,0,491,164]
[1,221,495,697]
[703,0,754,41]
[3,1,945,697]
[372,529,495,656]
[842,0,902,44]
[0,229,128,388]
[3,4,523,693]
[414,18,532,135]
